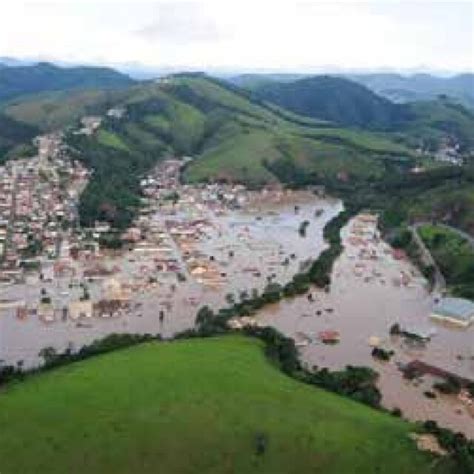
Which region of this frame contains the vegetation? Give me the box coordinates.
[187,209,355,327]
[371,347,395,361]
[389,227,436,287]
[3,88,128,131]
[252,75,474,152]
[421,420,474,474]
[0,336,446,473]
[347,72,474,110]
[418,224,474,298]
[0,113,38,162]
[60,74,412,227]
[0,62,133,103]
[253,75,411,130]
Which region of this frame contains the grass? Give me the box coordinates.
[276,135,386,179]
[408,185,474,236]
[184,129,280,184]
[96,129,130,151]
[0,336,442,474]
[3,88,126,131]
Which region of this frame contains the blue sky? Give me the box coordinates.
[1,0,472,73]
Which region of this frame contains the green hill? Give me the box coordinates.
[0,336,443,474]
[251,76,474,152]
[253,75,410,130]
[63,75,412,228]
[2,88,130,131]
[404,98,474,151]
[348,73,474,110]
[0,62,134,103]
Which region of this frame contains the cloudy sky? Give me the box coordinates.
[1,0,473,73]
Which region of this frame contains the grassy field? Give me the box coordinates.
[96,129,130,151]
[2,88,126,131]
[0,336,443,474]
[419,224,474,298]
[184,129,280,184]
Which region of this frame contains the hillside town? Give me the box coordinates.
[0,133,89,282]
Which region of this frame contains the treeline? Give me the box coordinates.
[184,209,353,325]
[388,227,436,288]
[421,420,474,474]
[0,333,159,386]
[68,128,160,229]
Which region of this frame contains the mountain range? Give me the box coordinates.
[230,72,474,110]
[0,62,134,103]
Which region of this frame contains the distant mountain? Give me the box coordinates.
[347,73,474,109]
[0,62,135,103]
[253,75,410,130]
[0,56,37,68]
[229,73,309,91]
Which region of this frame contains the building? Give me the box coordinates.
[430,297,474,327]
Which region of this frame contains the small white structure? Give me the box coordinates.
[430,297,474,327]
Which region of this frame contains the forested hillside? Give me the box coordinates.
[0,114,38,162]
[0,62,134,103]
[253,75,410,130]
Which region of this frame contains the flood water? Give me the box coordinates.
[1,193,473,437]
[0,190,341,367]
[257,215,474,437]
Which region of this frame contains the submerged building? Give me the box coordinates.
[430,297,474,327]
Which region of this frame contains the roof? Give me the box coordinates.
[432,297,474,321]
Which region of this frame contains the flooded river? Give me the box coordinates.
[258,215,474,437]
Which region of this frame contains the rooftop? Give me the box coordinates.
[431,297,474,322]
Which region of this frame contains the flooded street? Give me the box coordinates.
[258,215,474,437]
[0,186,341,367]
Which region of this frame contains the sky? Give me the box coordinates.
[1,0,473,73]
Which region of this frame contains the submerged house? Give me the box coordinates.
[430,297,474,327]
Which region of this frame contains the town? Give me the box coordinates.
[1,110,474,439]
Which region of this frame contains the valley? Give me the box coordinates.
[0,64,474,473]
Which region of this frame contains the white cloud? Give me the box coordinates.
[0,0,472,72]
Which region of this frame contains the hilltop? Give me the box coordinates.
[229,72,474,110]
[348,73,474,109]
[0,62,134,103]
[253,75,410,130]
[0,336,445,474]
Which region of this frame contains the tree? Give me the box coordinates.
[195,306,214,328]
[39,346,57,364]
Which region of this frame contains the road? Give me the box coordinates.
[409,224,446,294]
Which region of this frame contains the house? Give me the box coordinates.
[318,330,340,344]
[430,297,474,327]
[69,300,93,320]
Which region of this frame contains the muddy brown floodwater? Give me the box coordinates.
[2,198,473,438]
[0,191,341,367]
[258,214,474,437]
